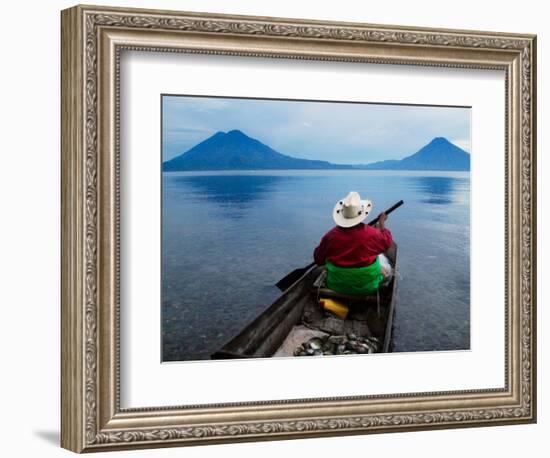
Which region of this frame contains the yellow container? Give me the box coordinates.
[319,297,349,320]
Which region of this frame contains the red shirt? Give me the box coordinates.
[314,223,393,268]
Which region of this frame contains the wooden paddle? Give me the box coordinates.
[275,200,404,291]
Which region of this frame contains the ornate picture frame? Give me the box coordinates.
[61,4,536,453]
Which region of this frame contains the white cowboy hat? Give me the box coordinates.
[332,191,373,228]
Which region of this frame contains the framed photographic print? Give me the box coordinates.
[61,4,537,453]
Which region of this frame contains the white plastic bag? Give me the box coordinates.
[378,253,393,282]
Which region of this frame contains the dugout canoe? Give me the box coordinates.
[211,243,398,359]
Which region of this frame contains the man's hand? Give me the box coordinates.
[378,212,388,229]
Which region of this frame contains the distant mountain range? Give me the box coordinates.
[358,137,470,171]
[163,130,470,172]
[163,130,351,171]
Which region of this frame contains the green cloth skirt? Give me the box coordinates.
[325,258,383,296]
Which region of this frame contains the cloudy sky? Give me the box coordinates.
[162,95,470,164]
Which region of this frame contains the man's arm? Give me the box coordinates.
[374,212,394,250]
[313,234,328,266]
[378,212,388,230]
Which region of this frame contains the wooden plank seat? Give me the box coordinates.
[311,269,385,304]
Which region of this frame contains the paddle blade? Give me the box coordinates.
[275,262,316,291]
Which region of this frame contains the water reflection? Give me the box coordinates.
[166,174,293,205]
[408,176,459,205]
[164,174,297,220]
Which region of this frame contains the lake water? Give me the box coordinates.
[162,170,470,361]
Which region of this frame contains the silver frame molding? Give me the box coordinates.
[61,4,537,453]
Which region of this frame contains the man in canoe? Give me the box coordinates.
[313,191,393,296]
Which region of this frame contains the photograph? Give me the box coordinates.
[161,95,471,362]
[59,4,536,452]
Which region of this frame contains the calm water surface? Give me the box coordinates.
[162,170,470,361]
